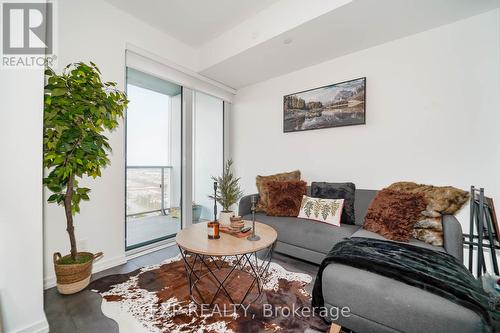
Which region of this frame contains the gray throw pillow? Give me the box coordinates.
[311,182,356,225]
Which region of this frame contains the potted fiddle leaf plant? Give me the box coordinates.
[43,62,128,294]
[209,159,244,226]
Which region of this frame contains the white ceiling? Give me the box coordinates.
[105,0,500,89]
[104,0,280,47]
[200,0,500,88]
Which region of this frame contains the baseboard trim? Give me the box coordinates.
[43,255,127,289]
[12,316,49,333]
[126,239,176,260]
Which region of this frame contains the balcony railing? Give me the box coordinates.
[126,166,174,217]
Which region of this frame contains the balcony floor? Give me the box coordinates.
[126,214,181,248]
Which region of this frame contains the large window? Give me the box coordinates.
[125,68,182,250]
[193,92,224,221]
[124,51,229,251]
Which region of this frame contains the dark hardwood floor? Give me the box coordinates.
[44,245,320,333]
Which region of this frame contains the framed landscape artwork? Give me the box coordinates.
[283,77,366,133]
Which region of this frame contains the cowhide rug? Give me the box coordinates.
[89,255,330,333]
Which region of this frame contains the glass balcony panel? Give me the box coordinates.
[126,166,180,248]
[126,168,162,216]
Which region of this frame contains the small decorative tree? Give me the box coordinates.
[209,159,244,212]
[43,62,128,262]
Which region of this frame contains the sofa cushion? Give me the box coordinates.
[322,263,482,333]
[351,229,445,253]
[244,212,360,254]
[311,182,356,225]
[266,180,307,216]
[354,189,377,225]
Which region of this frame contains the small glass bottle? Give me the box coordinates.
[207,221,220,239]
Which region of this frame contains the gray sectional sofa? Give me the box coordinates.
[238,188,482,333]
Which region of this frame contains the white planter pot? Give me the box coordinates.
[218,211,234,227]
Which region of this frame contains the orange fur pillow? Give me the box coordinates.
[266,180,307,217]
[364,189,427,242]
[255,170,301,212]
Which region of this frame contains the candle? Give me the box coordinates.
[207,220,220,239]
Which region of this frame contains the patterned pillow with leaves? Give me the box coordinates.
[297,195,344,227]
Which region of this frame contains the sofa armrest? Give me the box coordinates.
[442,215,463,262]
[239,194,259,216]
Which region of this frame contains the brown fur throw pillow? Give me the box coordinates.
[412,217,444,246]
[413,216,443,230]
[412,228,444,246]
[364,189,427,242]
[387,181,469,217]
[266,180,307,217]
[256,170,301,212]
[387,182,469,246]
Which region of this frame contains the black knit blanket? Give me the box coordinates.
[312,237,500,332]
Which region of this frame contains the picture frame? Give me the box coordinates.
[283,77,366,133]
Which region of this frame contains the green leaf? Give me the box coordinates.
[331,201,340,216]
[76,187,90,194]
[51,88,67,96]
[48,194,60,202]
[321,204,330,220]
[313,199,322,218]
[304,201,313,217]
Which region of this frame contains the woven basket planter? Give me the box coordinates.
[53,251,103,294]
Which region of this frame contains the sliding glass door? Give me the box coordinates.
[124,62,226,251]
[125,68,182,250]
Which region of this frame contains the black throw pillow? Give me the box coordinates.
[311,182,356,225]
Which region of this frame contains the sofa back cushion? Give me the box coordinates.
[311,182,356,225]
[354,189,378,226]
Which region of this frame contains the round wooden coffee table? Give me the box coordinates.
[176,221,277,307]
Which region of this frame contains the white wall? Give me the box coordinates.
[43,0,199,287]
[0,69,48,332]
[231,10,500,236]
